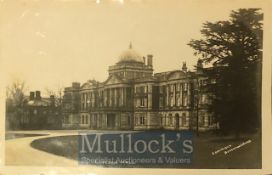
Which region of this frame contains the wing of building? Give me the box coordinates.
[8,91,62,130]
[62,44,218,131]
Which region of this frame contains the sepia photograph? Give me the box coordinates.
[0,0,271,174]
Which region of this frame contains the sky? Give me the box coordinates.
[0,0,265,95]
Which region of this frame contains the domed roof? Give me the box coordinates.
[118,43,143,63]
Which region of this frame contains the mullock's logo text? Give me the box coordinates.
[78,131,193,167]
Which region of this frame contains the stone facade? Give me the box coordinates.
[62,45,217,131]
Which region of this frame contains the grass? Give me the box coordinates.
[190,131,261,168]
[30,131,261,168]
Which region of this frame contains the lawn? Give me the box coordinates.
[30,131,261,169]
[190,131,261,168]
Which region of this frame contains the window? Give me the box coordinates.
[200,79,207,86]
[199,115,204,126]
[136,99,140,107]
[81,103,84,110]
[205,115,211,126]
[159,97,164,107]
[170,95,174,107]
[209,116,213,125]
[183,96,187,106]
[97,114,101,128]
[211,79,216,84]
[127,115,130,125]
[81,115,88,124]
[168,114,173,126]
[81,115,84,124]
[160,116,163,126]
[140,98,145,107]
[201,94,207,104]
[94,114,98,127]
[85,115,88,124]
[139,115,145,125]
[182,113,186,126]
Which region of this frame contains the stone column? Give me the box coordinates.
[187,83,190,105]
[123,87,126,107]
[173,84,176,106]
[109,88,112,107]
[166,85,169,107]
[84,93,87,110]
[119,88,122,106]
[148,85,152,109]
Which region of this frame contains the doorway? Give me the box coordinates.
[107,113,116,129]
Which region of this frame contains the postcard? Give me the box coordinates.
[0,0,271,175]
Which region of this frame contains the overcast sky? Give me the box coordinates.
[0,0,264,95]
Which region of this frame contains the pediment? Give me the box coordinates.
[104,74,124,85]
[81,82,92,89]
[167,71,186,80]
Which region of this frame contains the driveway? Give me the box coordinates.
[5,130,139,166]
[5,130,80,166]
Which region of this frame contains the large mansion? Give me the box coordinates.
[62,44,217,131]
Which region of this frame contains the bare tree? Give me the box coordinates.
[6,79,27,107]
[44,84,64,107]
[6,79,28,129]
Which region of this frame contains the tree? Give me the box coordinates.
[6,79,28,129]
[44,85,64,107]
[188,9,263,135]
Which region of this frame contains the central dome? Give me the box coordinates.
[118,43,143,63]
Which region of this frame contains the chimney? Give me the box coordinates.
[35,91,41,100]
[143,56,146,65]
[182,62,187,72]
[147,54,153,67]
[50,95,55,107]
[29,91,34,100]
